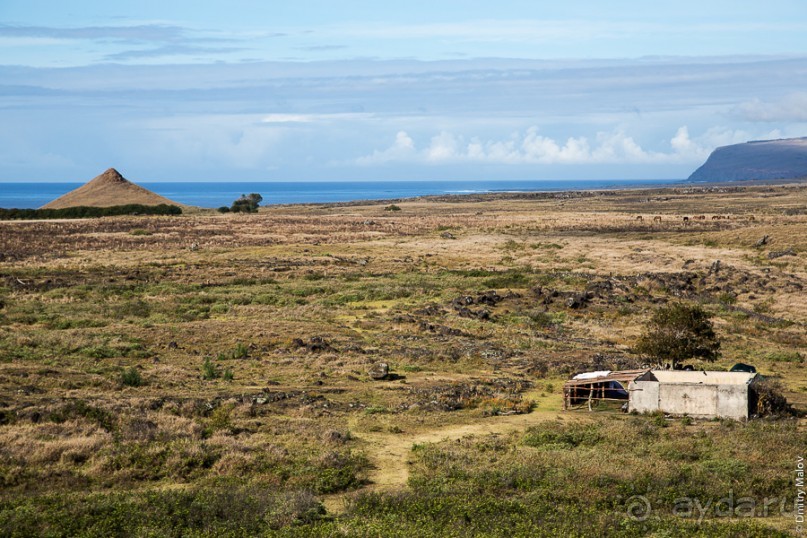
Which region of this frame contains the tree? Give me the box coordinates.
[635,303,720,368]
[230,193,263,213]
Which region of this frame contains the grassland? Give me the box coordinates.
[1,183,806,536]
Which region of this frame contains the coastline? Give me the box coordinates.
[1,177,806,213]
[266,177,807,209]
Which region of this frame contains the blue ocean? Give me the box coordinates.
[0,179,683,209]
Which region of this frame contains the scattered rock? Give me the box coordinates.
[451,295,475,308]
[477,290,504,306]
[418,321,465,336]
[368,362,390,381]
[565,293,591,309]
[322,430,348,444]
[414,303,444,317]
[292,336,334,353]
[456,307,491,320]
[768,249,796,260]
[440,231,456,239]
[754,235,770,248]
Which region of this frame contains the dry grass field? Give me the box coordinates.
[1,183,806,536]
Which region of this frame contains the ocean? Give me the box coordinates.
[0,179,684,209]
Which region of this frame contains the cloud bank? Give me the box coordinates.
[0,56,804,181]
[356,126,765,167]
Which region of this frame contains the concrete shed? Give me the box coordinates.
[628,370,759,420]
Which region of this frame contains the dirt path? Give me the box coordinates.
[322,409,564,514]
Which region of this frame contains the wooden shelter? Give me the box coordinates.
[562,369,648,410]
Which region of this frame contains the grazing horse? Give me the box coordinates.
[653,216,662,223]
[635,215,643,221]
[695,215,706,220]
[712,215,720,220]
[748,215,756,222]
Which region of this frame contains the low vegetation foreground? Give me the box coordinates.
[1,184,806,536]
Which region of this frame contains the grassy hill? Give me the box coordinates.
[41,168,181,209]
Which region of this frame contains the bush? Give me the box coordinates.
[635,303,720,368]
[384,204,401,212]
[752,378,796,416]
[231,342,249,359]
[230,193,262,213]
[0,204,182,220]
[201,357,220,380]
[120,367,143,387]
[523,422,602,449]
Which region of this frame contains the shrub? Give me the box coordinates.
[120,367,143,387]
[635,303,720,368]
[752,378,796,416]
[0,204,182,220]
[230,193,262,213]
[231,342,249,359]
[384,204,401,212]
[201,357,220,380]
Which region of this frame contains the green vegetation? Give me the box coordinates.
[1,184,805,536]
[219,193,263,213]
[120,366,144,387]
[635,303,721,368]
[2,417,797,537]
[201,356,221,380]
[0,204,182,220]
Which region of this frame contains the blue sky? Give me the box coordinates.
[1,1,806,181]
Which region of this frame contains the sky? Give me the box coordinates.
[1,1,806,182]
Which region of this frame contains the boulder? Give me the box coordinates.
[368,362,390,381]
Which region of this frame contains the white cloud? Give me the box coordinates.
[733,92,807,122]
[356,126,726,166]
[132,114,285,168]
[355,130,416,165]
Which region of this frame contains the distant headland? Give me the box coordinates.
[688,137,807,182]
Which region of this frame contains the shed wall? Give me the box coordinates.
[628,380,750,420]
[658,384,718,418]
[715,385,750,420]
[628,380,659,414]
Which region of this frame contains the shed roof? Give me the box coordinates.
[564,369,649,388]
[636,370,757,385]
